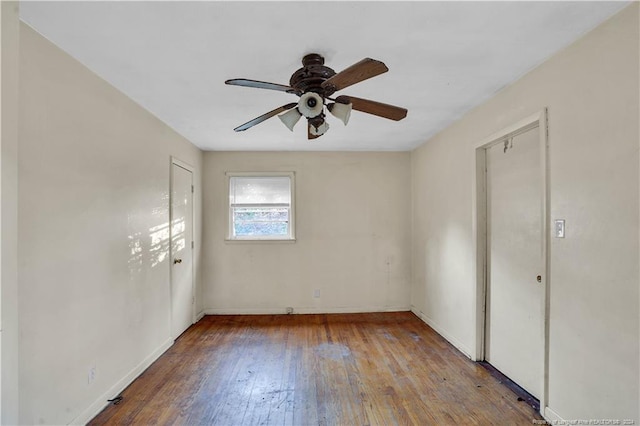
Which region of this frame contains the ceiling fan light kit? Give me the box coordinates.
[297,92,324,118]
[226,53,407,140]
[327,101,351,126]
[278,107,302,132]
[309,118,329,137]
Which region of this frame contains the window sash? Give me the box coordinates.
[229,176,291,205]
[226,172,295,241]
[230,206,291,239]
[230,203,290,208]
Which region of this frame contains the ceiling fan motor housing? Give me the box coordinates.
[289,53,336,96]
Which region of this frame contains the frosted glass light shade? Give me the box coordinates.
[309,119,329,136]
[328,102,352,125]
[298,92,324,118]
[278,108,302,131]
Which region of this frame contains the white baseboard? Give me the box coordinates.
[195,310,206,322]
[69,338,174,425]
[543,406,564,423]
[410,307,473,359]
[202,306,411,315]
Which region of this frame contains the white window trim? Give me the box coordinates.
[225,171,296,242]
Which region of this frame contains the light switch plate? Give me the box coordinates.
[554,219,565,238]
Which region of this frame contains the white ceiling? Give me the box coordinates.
[20,1,628,152]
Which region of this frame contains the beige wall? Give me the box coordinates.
[1,2,20,424]
[202,151,411,314]
[411,3,639,422]
[12,2,639,424]
[18,24,203,425]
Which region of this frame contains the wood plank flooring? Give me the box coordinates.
[89,312,544,425]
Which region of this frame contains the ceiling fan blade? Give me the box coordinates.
[307,121,320,140]
[336,95,407,121]
[226,79,300,94]
[321,58,388,93]
[233,103,298,132]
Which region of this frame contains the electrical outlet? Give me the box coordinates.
[313,289,320,298]
[88,365,96,385]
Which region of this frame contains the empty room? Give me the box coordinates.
[1,1,638,425]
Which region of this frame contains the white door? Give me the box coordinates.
[171,163,194,340]
[485,126,543,398]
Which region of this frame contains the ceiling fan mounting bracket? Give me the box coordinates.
[301,53,325,67]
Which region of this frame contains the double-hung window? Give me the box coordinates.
[227,172,295,241]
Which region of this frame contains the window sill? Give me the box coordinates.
[224,238,297,244]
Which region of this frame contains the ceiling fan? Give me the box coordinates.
[225,53,408,139]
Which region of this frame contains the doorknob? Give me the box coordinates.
[536,275,542,283]
[174,258,183,264]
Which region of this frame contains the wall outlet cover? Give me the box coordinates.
[554,219,565,238]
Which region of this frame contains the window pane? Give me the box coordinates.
[233,207,289,237]
[230,177,291,205]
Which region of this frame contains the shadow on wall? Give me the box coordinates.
[127,190,187,275]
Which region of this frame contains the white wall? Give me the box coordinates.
[411,3,638,422]
[202,151,411,314]
[18,24,203,425]
[1,2,19,424]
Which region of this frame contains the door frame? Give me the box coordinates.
[472,109,549,414]
[169,156,196,338]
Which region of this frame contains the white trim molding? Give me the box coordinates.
[171,156,194,173]
[69,339,173,425]
[543,406,564,423]
[411,307,473,359]
[471,109,550,416]
[169,157,197,332]
[203,306,411,316]
[195,310,206,322]
[224,171,296,242]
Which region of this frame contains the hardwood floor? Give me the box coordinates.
[89,312,543,425]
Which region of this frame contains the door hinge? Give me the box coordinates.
[191,185,194,193]
[191,241,194,249]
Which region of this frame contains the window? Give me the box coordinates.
[227,172,295,241]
